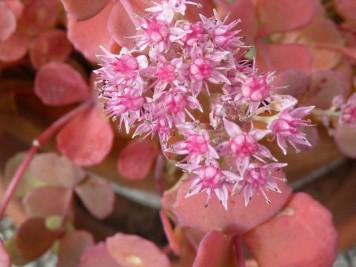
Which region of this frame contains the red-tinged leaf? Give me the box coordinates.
[79,242,120,267]
[0,32,29,62]
[0,240,11,267]
[16,217,57,261]
[159,210,180,255]
[29,152,86,187]
[304,70,348,109]
[334,123,356,158]
[335,0,356,25]
[216,0,257,45]
[243,193,338,267]
[74,176,114,219]
[0,2,16,41]
[57,230,95,267]
[107,233,170,267]
[272,69,309,98]
[5,237,28,266]
[29,30,72,69]
[162,174,292,234]
[60,0,110,21]
[35,62,90,106]
[57,106,114,166]
[117,140,158,181]
[4,152,41,199]
[67,2,115,62]
[23,187,72,217]
[193,231,231,267]
[4,0,24,18]
[255,0,318,36]
[255,43,312,73]
[17,0,59,37]
[185,0,214,22]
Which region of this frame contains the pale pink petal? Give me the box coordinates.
[0,33,30,62]
[67,1,115,62]
[335,0,356,25]
[334,123,356,158]
[29,30,72,69]
[243,193,338,267]
[79,242,119,267]
[17,0,59,37]
[60,0,110,21]
[117,140,158,181]
[57,106,114,166]
[162,174,292,234]
[35,62,91,106]
[0,240,11,267]
[23,187,72,217]
[58,231,95,267]
[192,231,230,267]
[74,176,115,219]
[29,152,86,187]
[107,233,170,267]
[0,2,17,41]
[16,217,57,261]
[255,0,318,36]
[256,43,312,73]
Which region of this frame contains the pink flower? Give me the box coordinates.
[339,93,356,127]
[268,106,314,154]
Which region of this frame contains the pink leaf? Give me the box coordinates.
[192,231,230,267]
[23,187,72,217]
[0,240,11,267]
[335,0,356,25]
[334,123,356,158]
[256,43,312,73]
[162,174,292,234]
[117,140,158,181]
[74,176,115,219]
[107,233,170,267]
[29,152,86,187]
[57,230,95,267]
[67,1,115,62]
[243,193,338,267]
[79,242,119,267]
[272,69,309,98]
[0,32,30,62]
[35,62,90,106]
[0,2,16,41]
[29,29,72,69]
[57,106,114,166]
[159,210,180,255]
[255,0,318,36]
[60,0,110,21]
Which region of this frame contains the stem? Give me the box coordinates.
[154,153,165,196]
[0,100,93,220]
[234,235,246,267]
[57,189,73,234]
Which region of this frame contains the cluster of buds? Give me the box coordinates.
[95,0,314,209]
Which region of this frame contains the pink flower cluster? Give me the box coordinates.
[95,0,314,209]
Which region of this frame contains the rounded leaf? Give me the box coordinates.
[107,233,170,267]
[243,193,338,267]
[35,62,90,106]
[29,29,72,69]
[117,140,158,181]
[57,230,95,267]
[79,242,119,267]
[0,32,30,62]
[60,0,110,21]
[162,175,292,234]
[74,176,115,219]
[0,2,16,41]
[16,217,57,261]
[29,152,86,187]
[57,106,114,166]
[334,123,356,158]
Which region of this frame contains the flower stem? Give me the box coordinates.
[0,100,93,220]
[155,153,165,196]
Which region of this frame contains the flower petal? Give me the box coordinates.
[60,0,110,21]
[243,193,338,267]
[35,62,91,106]
[57,106,114,166]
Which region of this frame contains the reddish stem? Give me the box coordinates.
[0,100,93,220]
[57,188,74,235]
[154,153,165,196]
[234,235,246,267]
